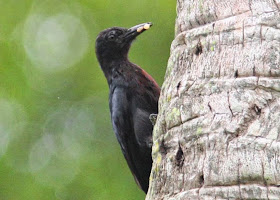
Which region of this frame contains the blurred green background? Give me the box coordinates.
[0,0,175,199]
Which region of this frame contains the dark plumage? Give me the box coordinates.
[95,22,160,193]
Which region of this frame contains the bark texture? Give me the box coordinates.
[146,0,280,199]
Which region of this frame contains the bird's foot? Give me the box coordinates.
[149,114,158,126]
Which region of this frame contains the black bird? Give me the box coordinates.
[95,22,160,193]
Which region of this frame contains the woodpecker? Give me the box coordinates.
[95,22,160,193]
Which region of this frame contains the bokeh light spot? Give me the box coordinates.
[23,14,89,72]
[0,125,10,157]
[61,105,95,159]
[28,103,95,188]
[29,134,56,172]
[0,99,26,158]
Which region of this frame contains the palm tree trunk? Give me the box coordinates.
[146,0,280,199]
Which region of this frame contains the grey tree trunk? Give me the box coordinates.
[146,0,280,199]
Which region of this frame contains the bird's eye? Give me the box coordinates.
[108,34,116,41]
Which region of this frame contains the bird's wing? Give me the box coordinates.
[131,103,154,149]
[109,86,148,191]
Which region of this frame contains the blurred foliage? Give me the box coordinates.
[0,0,176,199]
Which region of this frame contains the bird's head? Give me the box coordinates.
[95,22,152,64]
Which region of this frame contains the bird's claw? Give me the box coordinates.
[149,114,158,126]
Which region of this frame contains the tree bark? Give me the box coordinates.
[146,0,280,199]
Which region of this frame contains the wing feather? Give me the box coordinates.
[110,86,149,191]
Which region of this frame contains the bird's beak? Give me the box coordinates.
[123,22,153,41]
